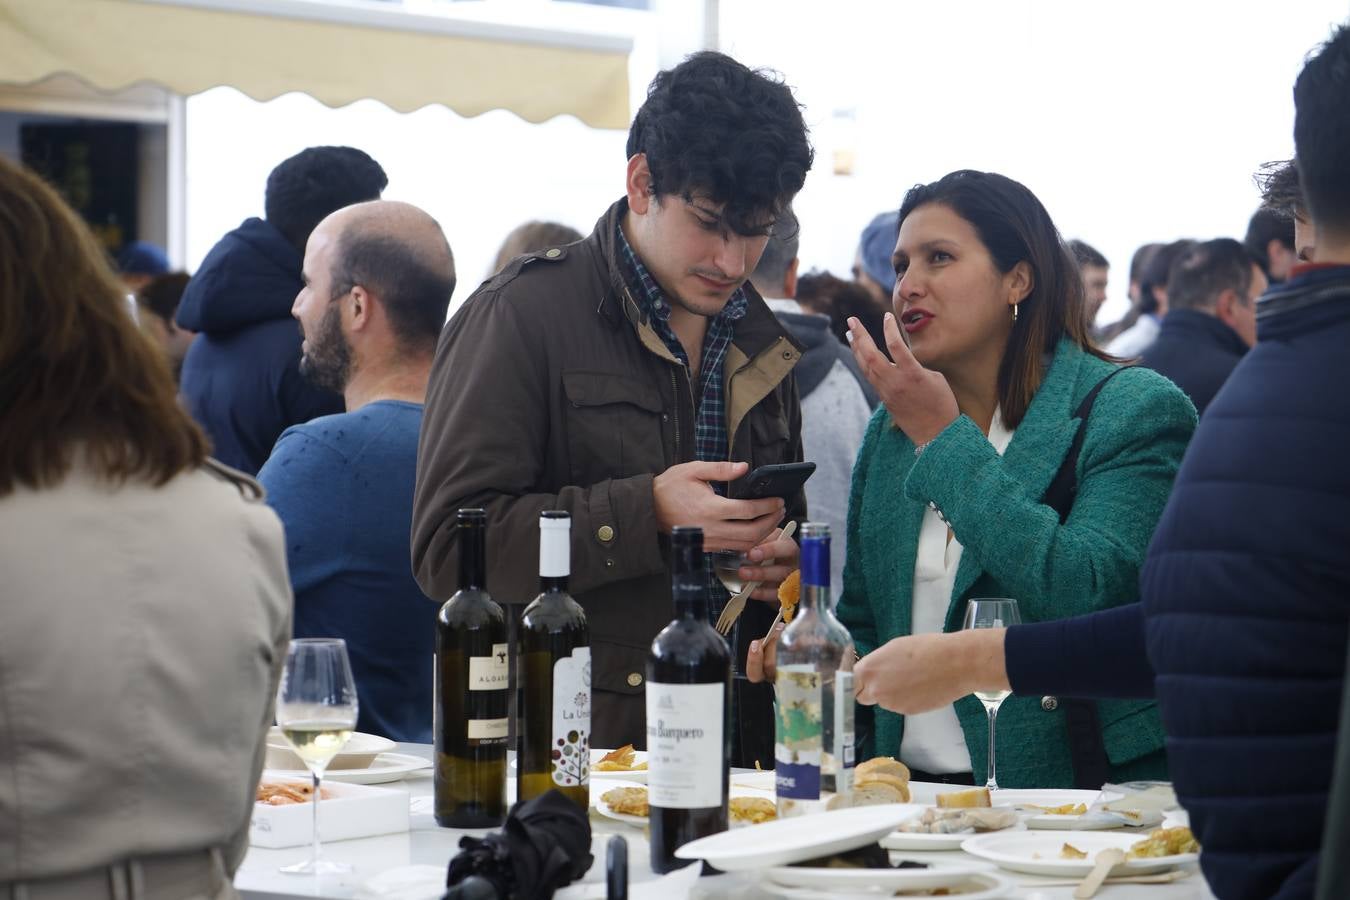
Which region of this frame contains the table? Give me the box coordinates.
[235,745,1216,900]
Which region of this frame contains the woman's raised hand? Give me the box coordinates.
[847,313,959,447]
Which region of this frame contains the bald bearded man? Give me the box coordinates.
[258,200,456,742]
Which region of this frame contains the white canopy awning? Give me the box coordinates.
[0,0,633,128]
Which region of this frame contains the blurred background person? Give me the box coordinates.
[0,155,290,899]
[135,271,195,380]
[176,146,388,474]
[1105,238,1196,357]
[1097,241,1162,344]
[749,207,876,591]
[797,270,889,353]
[1244,205,1298,283]
[1067,238,1110,333]
[1140,238,1265,416]
[828,170,1195,788]
[852,210,899,311]
[116,239,169,294]
[259,200,455,742]
[490,219,582,275]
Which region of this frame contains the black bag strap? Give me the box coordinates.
[1040,365,1132,790]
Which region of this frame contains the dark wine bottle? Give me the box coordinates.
[434,509,509,827]
[518,511,591,809]
[646,526,731,874]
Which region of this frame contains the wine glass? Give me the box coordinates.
[961,598,1021,792]
[275,638,359,875]
[709,549,750,595]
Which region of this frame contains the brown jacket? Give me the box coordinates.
[412,198,805,759]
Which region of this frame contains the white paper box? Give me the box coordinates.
[250,779,410,848]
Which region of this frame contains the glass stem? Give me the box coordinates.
[985,705,999,791]
[311,771,322,865]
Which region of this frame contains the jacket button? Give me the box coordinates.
[597,525,615,543]
[545,248,561,258]
[1041,696,1059,712]
[627,672,643,687]
[782,350,793,360]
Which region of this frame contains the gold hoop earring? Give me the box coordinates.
[1012,303,1019,323]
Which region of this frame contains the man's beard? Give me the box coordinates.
[298,303,352,392]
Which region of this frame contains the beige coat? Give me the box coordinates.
[0,457,292,894]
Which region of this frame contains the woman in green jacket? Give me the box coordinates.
[823,171,1193,789]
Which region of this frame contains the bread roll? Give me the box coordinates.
[855,756,912,783]
[854,771,912,803]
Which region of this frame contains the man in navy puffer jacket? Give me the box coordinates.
[1142,23,1350,899]
[177,146,387,474]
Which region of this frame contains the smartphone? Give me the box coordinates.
[734,461,816,501]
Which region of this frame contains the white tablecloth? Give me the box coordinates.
[235,744,1215,900]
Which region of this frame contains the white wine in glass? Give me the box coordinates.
[961,599,1021,792]
[275,638,359,875]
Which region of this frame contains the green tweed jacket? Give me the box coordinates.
[836,338,1197,788]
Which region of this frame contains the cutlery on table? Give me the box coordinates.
[1074,847,1127,898]
[714,521,797,636]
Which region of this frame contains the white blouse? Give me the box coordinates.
[899,410,1015,774]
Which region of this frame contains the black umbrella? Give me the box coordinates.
[444,790,595,900]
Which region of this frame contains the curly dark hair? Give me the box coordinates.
[1255,159,1303,218]
[264,146,388,253]
[626,51,813,235]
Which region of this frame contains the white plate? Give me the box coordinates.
[264,751,431,785]
[764,870,1015,899]
[992,788,1119,811]
[675,804,922,871]
[265,727,395,770]
[881,818,1026,852]
[590,778,776,829]
[961,830,1199,877]
[765,857,990,890]
[513,749,649,783]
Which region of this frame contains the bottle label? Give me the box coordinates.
[646,682,724,809]
[467,718,508,741]
[468,644,509,691]
[775,664,822,800]
[551,646,591,788]
[832,671,856,796]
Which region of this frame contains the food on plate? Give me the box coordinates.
[936,786,991,809]
[601,786,775,825]
[601,786,649,817]
[1128,826,1200,858]
[855,756,912,781]
[778,569,801,623]
[1060,842,1088,860]
[896,807,1018,834]
[729,796,777,824]
[256,781,332,805]
[1028,802,1088,816]
[594,744,647,771]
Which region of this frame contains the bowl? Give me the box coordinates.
[265,726,396,771]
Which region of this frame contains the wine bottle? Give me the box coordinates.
[434,509,508,827]
[646,526,731,874]
[774,522,855,816]
[518,511,591,808]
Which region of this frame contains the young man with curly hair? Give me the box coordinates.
[411,52,814,763]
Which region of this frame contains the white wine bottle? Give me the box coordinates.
[434,509,508,827]
[774,522,854,817]
[518,511,591,808]
[646,526,730,873]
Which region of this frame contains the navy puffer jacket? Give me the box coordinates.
[1143,265,1350,899]
[177,218,343,474]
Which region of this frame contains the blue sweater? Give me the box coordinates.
[258,401,437,743]
[177,218,342,474]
